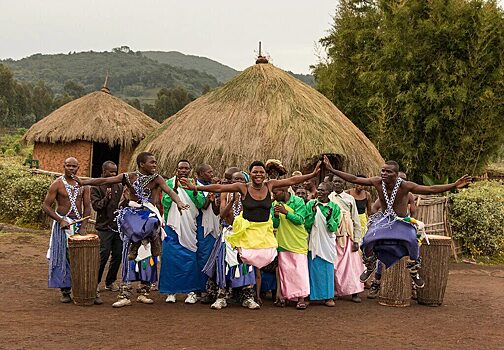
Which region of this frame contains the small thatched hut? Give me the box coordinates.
[134,61,383,179]
[23,87,160,177]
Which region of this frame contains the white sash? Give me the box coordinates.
[196,180,220,239]
[309,206,336,263]
[166,187,199,252]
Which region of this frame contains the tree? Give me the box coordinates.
[31,81,54,121]
[63,80,86,98]
[150,86,195,122]
[313,0,504,181]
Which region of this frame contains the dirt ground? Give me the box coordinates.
[1,230,503,350]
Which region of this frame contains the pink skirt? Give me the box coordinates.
[334,239,365,296]
[238,247,277,269]
[278,251,310,300]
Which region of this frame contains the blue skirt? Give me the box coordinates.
[308,252,334,301]
[362,214,419,268]
[120,240,157,284]
[159,226,200,294]
[196,213,217,291]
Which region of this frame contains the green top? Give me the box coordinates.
[305,199,341,233]
[162,177,205,221]
[271,194,308,254]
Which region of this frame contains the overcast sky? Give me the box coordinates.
[0,0,339,74]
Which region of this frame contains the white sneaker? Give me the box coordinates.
[137,295,154,304]
[112,298,132,308]
[242,297,260,309]
[210,298,227,310]
[165,294,176,303]
[184,292,198,304]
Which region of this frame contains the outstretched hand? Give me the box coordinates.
[177,202,190,211]
[179,177,196,191]
[312,161,322,175]
[454,174,472,189]
[323,155,334,172]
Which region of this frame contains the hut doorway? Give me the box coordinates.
[302,153,343,184]
[91,142,120,178]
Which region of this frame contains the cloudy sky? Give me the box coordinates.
[0,0,339,74]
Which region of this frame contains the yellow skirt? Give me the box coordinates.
[359,213,368,235]
[226,214,278,249]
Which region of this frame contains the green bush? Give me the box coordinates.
[450,181,504,257]
[0,160,52,227]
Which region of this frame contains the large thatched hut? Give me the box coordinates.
[23,87,159,177]
[134,62,383,179]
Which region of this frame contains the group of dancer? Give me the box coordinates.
[43,153,471,309]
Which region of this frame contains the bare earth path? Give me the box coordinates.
[1,231,503,350]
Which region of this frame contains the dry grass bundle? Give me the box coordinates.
[22,91,159,149]
[134,63,383,175]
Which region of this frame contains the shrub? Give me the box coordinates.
[0,160,52,227]
[450,181,504,257]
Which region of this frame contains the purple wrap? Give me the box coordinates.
[361,213,419,268]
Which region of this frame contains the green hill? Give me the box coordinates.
[142,51,315,86]
[143,51,238,83]
[1,50,220,100]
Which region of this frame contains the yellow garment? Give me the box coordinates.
[275,203,308,255]
[227,213,278,249]
[359,213,368,237]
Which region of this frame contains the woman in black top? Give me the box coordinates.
[181,160,320,269]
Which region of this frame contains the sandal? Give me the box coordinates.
[296,301,307,310]
[274,299,286,307]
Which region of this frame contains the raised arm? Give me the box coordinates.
[323,156,374,185]
[75,173,124,186]
[180,177,245,195]
[269,161,321,189]
[406,175,472,195]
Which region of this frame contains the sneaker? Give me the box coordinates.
[360,266,376,283]
[242,297,260,309]
[60,293,72,304]
[210,298,228,310]
[105,283,120,292]
[411,273,425,289]
[165,294,176,303]
[94,292,103,305]
[137,295,154,304]
[351,293,362,303]
[184,292,198,304]
[112,298,132,308]
[367,281,380,299]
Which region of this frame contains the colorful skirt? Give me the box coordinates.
[362,213,419,268]
[159,226,200,294]
[202,229,255,289]
[308,252,334,301]
[278,251,310,299]
[334,239,364,296]
[196,214,216,291]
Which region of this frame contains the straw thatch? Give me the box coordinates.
[134,63,384,176]
[23,91,159,149]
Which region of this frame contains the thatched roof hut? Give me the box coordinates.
[23,87,160,177]
[134,62,383,179]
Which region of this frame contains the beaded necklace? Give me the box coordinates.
[60,176,81,219]
[124,171,158,203]
[232,193,243,218]
[381,177,403,217]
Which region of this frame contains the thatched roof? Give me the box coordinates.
[23,90,159,148]
[133,63,384,176]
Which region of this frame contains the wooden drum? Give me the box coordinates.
[68,234,100,306]
[378,257,411,307]
[417,234,451,306]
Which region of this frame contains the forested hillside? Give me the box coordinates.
[1,48,219,99]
